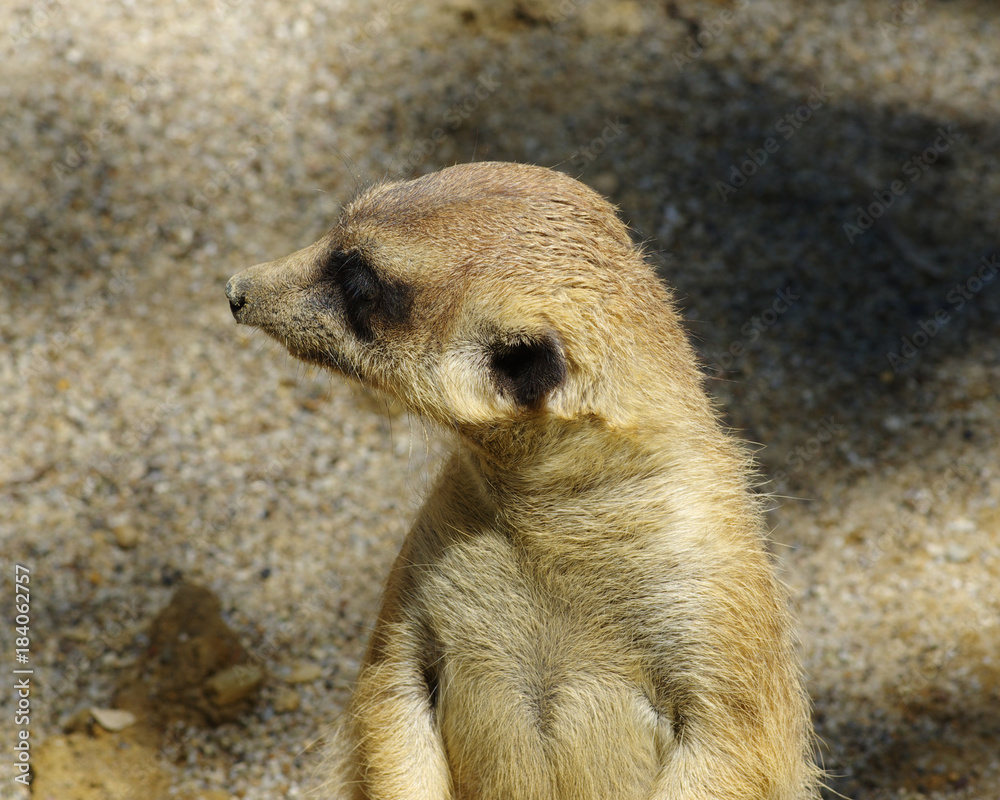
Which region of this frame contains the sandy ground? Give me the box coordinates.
[2,0,999,797]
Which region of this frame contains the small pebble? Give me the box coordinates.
[273,687,301,713]
[284,662,324,684]
[113,524,140,549]
[90,707,138,732]
[945,544,972,564]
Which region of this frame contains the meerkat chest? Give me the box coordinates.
[413,528,670,799]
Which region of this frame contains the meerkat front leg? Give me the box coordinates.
[348,671,450,800]
[339,617,451,800]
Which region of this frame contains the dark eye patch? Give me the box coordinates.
[322,249,413,340]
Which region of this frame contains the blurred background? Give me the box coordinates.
[1,1,998,797]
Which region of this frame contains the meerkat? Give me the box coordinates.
[226,161,820,799]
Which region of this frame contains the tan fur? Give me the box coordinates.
[226,162,821,799]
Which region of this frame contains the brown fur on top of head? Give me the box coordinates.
[226,161,821,800]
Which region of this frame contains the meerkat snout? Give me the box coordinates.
[227,161,820,799]
[225,278,247,318]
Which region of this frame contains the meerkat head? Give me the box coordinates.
[227,162,701,441]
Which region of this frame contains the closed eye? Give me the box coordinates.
[337,253,380,304]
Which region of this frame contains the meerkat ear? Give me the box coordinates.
[488,332,566,407]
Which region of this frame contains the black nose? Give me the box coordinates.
[226,278,247,320]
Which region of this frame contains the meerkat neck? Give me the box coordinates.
[458,416,759,551]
